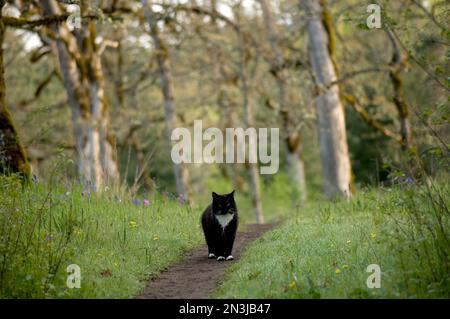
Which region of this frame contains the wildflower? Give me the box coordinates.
[153,236,159,241]
[132,199,140,206]
[129,221,138,228]
[143,199,150,206]
[288,281,296,289]
[177,194,187,204]
[44,235,53,242]
[346,240,352,244]
[335,268,341,274]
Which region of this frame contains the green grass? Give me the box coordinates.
[0,175,203,298]
[215,183,450,298]
[0,170,298,298]
[2,169,449,299]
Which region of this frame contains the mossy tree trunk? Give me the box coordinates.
[0,1,30,180]
[41,0,119,188]
[304,0,352,199]
[386,29,411,150]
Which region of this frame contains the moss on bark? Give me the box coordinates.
[0,7,31,180]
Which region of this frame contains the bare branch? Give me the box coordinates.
[343,93,402,144]
[327,67,390,88]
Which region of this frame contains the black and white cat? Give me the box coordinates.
[201,190,238,261]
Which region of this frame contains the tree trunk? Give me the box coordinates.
[42,0,92,182]
[142,0,192,202]
[86,21,120,185]
[0,1,30,180]
[259,0,307,202]
[285,135,307,202]
[386,29,411,150]
[41,0,119,187]
[208,1,241,192]
[235,6,264,223]
[304,0,352,199]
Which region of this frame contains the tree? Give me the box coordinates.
[40,0,119,188]
[234,3,264,223]
[141,0,192,203]
[303,0,352,199]
[258,0,307,202]
[0,0,30,180]
[385,28,411,150]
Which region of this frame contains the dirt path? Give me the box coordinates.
[137,223,274,299]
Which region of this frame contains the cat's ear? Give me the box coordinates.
[212,192,220,200]
[229,190,235,197]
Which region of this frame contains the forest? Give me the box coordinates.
[0,0,449,299]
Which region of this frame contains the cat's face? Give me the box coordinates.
[212,190,236,215]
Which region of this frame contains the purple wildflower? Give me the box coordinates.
[143,199,150,206]
[177,194,187,204]
[132,199,141,206]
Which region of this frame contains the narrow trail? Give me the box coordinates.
[137,223,274,299]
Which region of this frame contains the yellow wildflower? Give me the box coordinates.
[129,221,138,228]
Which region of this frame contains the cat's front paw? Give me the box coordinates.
[217,256,225,261]
[208,253,216,259]
[226,255,234,261]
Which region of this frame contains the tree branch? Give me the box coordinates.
[343,93,402,144]
[3,14,69,28]
[327,67,390,88]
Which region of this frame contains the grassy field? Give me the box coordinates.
[215,182,450,298]
[0,172,294,298]
[0,174,205,298]
[1,170,448,298]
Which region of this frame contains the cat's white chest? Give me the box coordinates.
[215,213,234,228]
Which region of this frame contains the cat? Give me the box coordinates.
[201,190,238,261]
